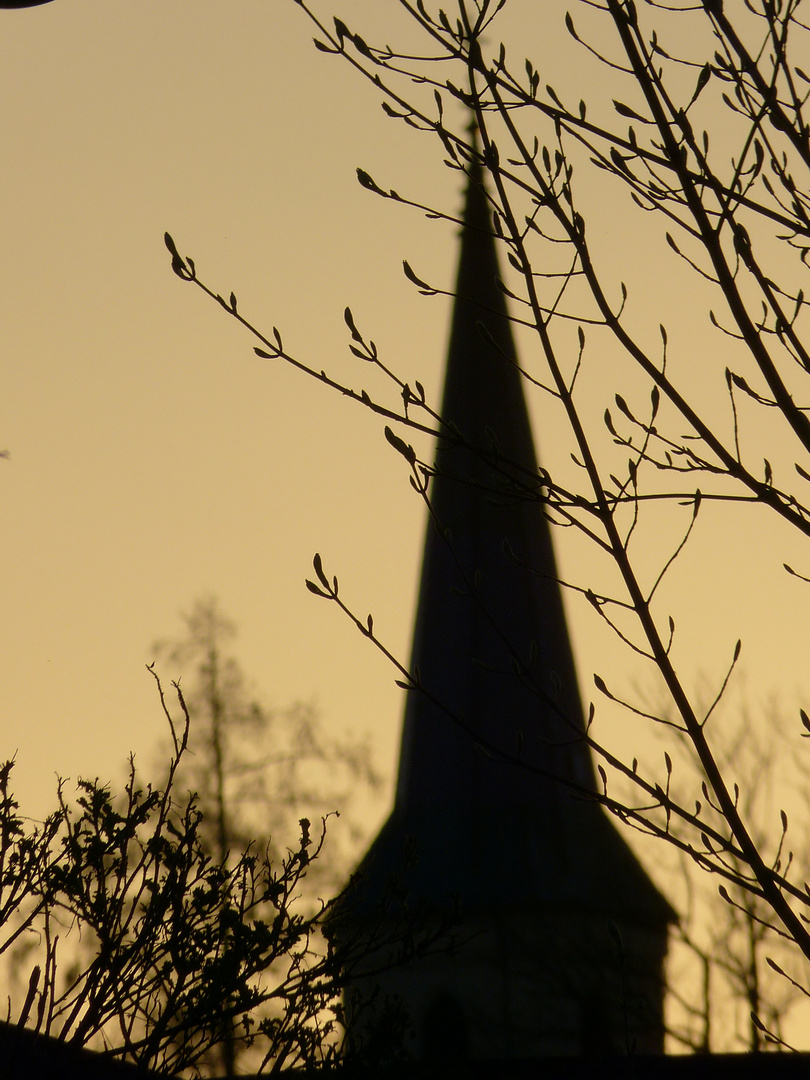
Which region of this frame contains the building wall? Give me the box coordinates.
[347,905,667,1061]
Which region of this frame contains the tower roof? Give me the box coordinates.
[353,160,673,928]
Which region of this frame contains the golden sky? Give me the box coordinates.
[0,0,446,817]
[1,0,808,886]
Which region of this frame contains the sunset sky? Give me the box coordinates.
[1,0,444,819]
[1,0,808,903]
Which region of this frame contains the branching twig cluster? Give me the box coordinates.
[0,670,430,1075]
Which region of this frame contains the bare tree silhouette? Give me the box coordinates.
[164,0,810,1042]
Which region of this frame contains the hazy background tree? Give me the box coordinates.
[151,596,383,1073]
[633,683,810,1051]
[152,596,383,890]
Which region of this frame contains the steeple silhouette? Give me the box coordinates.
[344,155,673,1060]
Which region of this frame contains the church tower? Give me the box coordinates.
[343,157,674,1062]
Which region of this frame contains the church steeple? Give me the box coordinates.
[395,154,599,844]
[345,158,673,1060]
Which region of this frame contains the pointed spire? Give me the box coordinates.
[394,151,598,824]
[354,159,672,929]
